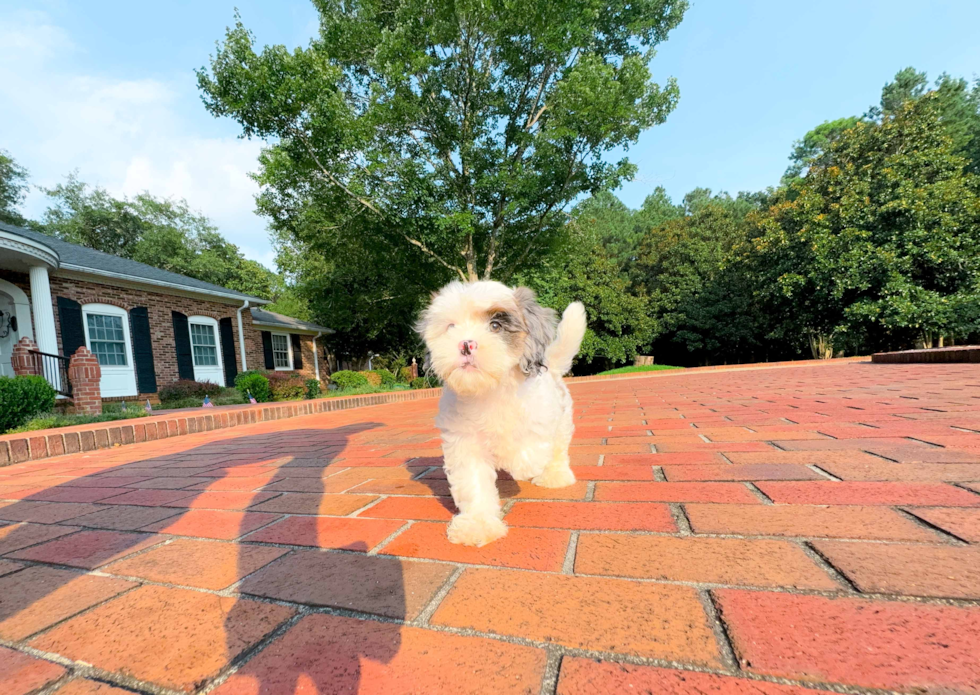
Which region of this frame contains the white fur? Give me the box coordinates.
[419,281,587,546]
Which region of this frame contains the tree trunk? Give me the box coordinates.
[808,332,834,360]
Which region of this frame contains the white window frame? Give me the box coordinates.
[81,303,137,397]
[187,316,224,372]
[271,331,293,370]
[82,304,134,369]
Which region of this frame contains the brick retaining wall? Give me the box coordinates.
[872,346,980,363]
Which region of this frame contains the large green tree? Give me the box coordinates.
[749,94,980,355]
[40,175,281,300]
[570,186,683,274]
[634,190,766,364]
[518,235,654,371]
[0,150,30,226]
[197,0,687,286]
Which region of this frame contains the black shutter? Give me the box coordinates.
[291,334,303,369]
[130,307,157,393]
[171,311,195,381]
[219,317,238,386]
[261,331,274,369]
[57,297,85,358]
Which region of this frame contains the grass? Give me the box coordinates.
[8,403,150,434]
[154,388,247,410]
[319,383,414,398]
[595,364,683,376]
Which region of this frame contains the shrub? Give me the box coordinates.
[331,370,370,390]
[267,372,306,401]
[398,366,414,383]
[410,376,440,390]
[305,378,321,399]
[358,370,382,387]
[234,370,271,402]
[373,369,396,387]
[158,379,221,402]
[0,375,57,434]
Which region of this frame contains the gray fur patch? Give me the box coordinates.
[513,287,557,375]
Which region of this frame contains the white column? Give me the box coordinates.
[313,332,322,382]
[29,265,60,391]
[28,266,58,355]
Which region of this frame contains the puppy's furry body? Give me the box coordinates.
[419,281,587,546]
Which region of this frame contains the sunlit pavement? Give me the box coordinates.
[1,361,979,694]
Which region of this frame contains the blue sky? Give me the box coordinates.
[2,0,979,269]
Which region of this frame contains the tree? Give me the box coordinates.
[571,186,682,276]
[197,0,687,285]
[0,150,30,226]
[40,175,281,299]
[749,95,980,355]
[874,68,980,173]
[635,190,765,365]
[782,117,862,183]
[518,236,654,371]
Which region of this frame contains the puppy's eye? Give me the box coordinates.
[489,320,502,333]
[447,323,455,332]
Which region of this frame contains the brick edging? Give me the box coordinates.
[0,388,442,466]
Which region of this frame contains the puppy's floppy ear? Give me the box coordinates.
[514,287,557,375]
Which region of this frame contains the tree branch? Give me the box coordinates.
[294,129,466,281]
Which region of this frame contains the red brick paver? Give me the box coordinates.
[0,361,978,693]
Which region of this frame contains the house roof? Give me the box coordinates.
[249,307,333,334]
[0,221,270,304]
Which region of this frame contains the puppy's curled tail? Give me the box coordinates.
[546,302,587,376]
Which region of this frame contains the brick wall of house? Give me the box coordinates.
[3,269,328,392]
[48,275,251,392]
[244,322,328,384]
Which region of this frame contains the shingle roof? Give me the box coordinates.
[0,221,269,304]
[249,307,333,333]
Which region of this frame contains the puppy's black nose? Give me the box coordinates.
[459,340,478,355]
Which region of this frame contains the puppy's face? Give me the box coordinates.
[418,281,556,397]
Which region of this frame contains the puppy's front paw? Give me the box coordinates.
[532,466,576,488]
[447,514,507,547]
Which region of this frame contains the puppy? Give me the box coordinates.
[417,281,587,546]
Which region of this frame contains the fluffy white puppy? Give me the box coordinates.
[418,280,587,546]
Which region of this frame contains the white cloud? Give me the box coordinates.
[0,10,274,269]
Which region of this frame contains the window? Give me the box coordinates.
[86,314,127,366]
[272,333,291,369]
[190,323,218,366]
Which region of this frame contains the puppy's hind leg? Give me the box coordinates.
[442,435,507,546]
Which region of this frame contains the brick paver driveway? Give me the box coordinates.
[1,362,979,694]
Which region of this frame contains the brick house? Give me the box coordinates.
[0,221,332,399]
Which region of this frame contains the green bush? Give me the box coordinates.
[267,372,306,401]
[374,369,396,387]
[358,370,382,387]
[410,376,439,390]
[234,370,271,402]
[158,379,221,401]
[0,375,57,434]
[305,378,321,399]
[331,370,370,390]
[398,366,414,383]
